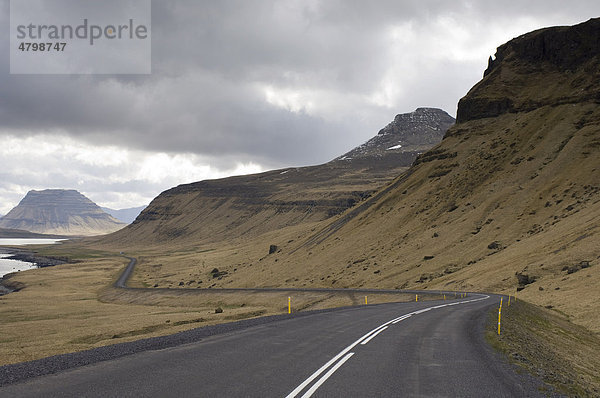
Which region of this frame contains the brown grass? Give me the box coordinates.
[486,299,600,397]
[0,248,438,366]
[106,103,599,336]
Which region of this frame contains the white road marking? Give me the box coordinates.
[391,314,412,324]
[285,294,490,397]
[361,324,388,342]
[413,308,432,314]
[300,352,355,398]
[284,325,389,398]
[360,326,388,345]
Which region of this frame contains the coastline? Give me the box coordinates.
[0,247,68,296]
[0,248,68,268]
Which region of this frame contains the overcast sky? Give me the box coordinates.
[1,1,598,214]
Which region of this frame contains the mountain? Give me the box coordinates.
[101,206,147,224]
[99,108,454,246]
[100,19,600,334]
[0,189,126,236]
[228,18,598,331]
[335,107,454,160]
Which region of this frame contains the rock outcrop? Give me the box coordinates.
[457,18,600,123]
[336,108,454,160]
[0,190,125,236]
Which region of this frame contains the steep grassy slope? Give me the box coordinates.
[99,108,453,246]
[122,19,600,333]
[243,18,600,332]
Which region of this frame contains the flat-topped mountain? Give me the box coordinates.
[0,189,125,236]
[100,108,454,246]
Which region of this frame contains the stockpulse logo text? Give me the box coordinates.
[16,19,148,45]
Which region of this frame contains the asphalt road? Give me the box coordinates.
[0,294,549,397]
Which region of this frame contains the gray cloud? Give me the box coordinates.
[1,0,599,211]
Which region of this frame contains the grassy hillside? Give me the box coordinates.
[110,19,600,334]
[99,109,453,247]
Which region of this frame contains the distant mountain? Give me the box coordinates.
[101,206,147,224]
[0,190,125,236]
[100,108,454,246]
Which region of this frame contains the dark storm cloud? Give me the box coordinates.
[2,0,599,167]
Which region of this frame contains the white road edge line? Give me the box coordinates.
[285,294,489,397]
[360,326,388,345]
[300,352,355,398]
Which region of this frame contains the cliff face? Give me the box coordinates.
[457,18,600,123]
[100,109,454,245]
[0,190,125,236]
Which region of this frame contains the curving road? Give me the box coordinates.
[0,292,549,397]
[115,257,462,297]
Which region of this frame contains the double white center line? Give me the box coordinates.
[285,294,489,397]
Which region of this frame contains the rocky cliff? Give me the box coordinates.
[0,190,125,236]
[457,18,600,123]
[335,108,455,160]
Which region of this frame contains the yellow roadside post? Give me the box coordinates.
[288,297,291,314]
[365,296,368,305]
[497,297,503,335]
[444,294,446,301]
[416,294,418,302]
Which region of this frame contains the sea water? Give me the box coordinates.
[0,238,66,278]
[0,238,66,246]
[0,253,38,278]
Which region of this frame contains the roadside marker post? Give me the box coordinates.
[365,296,368,305]
[415,294,418,302]
[444,294,446,301]
[288,297,291,314]
[497,297,503,335]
